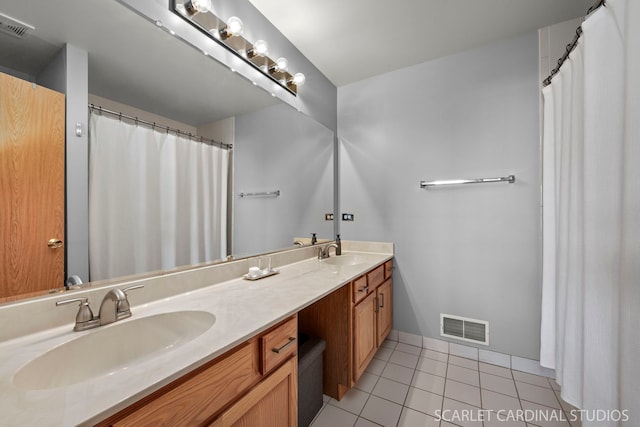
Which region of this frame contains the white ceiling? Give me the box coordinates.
[248,0,592,86]
[0,0,591,124]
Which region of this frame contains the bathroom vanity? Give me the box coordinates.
[299,259,393,399]
[0,241,392,426]
[99,316,298,426]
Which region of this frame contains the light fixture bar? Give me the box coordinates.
[171,0,304,95]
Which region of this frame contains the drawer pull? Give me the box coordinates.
[358,286,369,293]
[272,337,296,354]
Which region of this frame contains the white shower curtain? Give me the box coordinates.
[540,0,639,423]
[88,113,228,281]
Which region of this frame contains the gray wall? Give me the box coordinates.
[234,104,334,256]
[337,31,541,359]
[37,45,90,283]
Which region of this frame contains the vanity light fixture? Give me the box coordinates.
[184,0,211,16]
[171,0,306,95]
[219,16,244,40]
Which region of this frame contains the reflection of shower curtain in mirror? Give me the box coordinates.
[88,113,228,281]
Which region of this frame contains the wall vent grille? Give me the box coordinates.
[0,12,34,39]
[440,314,489,345]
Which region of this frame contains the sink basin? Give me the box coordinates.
[13,310,215,390]
[322,254,366,266]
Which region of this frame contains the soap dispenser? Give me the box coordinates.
[311,233,317,245]
[336,234,342,255]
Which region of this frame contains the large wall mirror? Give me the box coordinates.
[0,0,334,301]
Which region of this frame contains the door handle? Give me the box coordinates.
[48,239,63,249]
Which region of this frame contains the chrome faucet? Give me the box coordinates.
[99,288,129,325]
[318,243,340,259]
[56,284,144,331]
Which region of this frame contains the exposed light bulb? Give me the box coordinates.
[184,0,212,15]
[270,57,288,73]
[291,73,306,86]
[276,57,288,71]
[248,39,269,58]
[226,16,244,36]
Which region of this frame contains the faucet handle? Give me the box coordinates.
[56,297,95,324]
[119,284,144,313]
[123,284,144,294]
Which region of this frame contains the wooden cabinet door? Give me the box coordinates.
[210,357,297,427]
[0,72,65,299]
[376,279,393,346]
[353,291,377,383]
[109,340,261,427]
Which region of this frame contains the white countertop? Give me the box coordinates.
[0,249,392,426]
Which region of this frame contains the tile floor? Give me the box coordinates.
[309,339,580,427]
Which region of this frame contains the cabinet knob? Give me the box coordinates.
[48,238,63,249]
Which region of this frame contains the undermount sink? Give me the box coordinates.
[13,310,215,390]
[322,254,367,266]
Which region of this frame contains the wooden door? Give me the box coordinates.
[0,72,65,299]
[376,279,393,346]
[210,357,298,427]
[353,291,377,383]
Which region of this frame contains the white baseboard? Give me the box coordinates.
[389,329,555,379]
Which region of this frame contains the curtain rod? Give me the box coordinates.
[88,104,232,150]
[542,0,605,87]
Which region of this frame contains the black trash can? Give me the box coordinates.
[298,333,326,427]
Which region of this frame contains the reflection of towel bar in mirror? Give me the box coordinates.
[420,175,516,188]
[238,190,281,198]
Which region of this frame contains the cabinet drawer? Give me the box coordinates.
[367,264,385,289]
[384,260,393,280]
[352,275,369,304]
[260,316,298,375]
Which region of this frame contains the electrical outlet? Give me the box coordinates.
[325,213,334,220]
[342,213,355,221]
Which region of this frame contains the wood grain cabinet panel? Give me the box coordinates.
[353,292,377,383]
[260,316,298,375]
[102,316,298,427]
[384,260,393,280]
[352,275,369,304]
[110,340,261,427]
[366,265,385,289]
[209,357,297,427]
[376,279,393,346]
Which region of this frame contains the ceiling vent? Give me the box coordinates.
[0,12,34,39]
[441,313,489,345]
